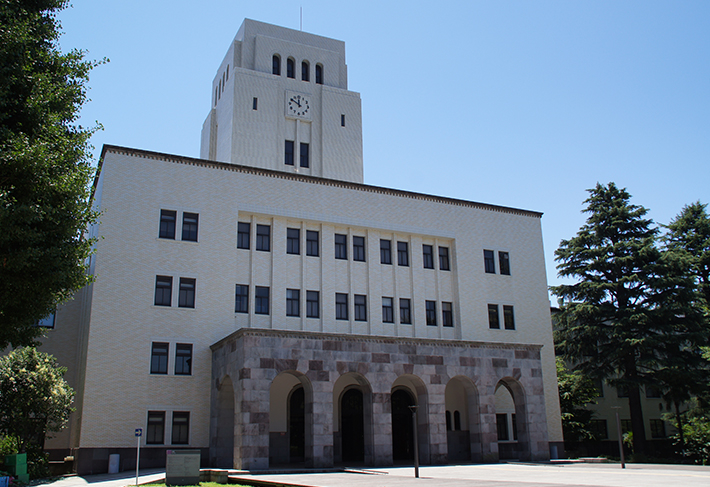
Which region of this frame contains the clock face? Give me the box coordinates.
[287,93,311,119]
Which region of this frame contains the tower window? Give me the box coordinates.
[253,97,258,110]
[287,58,295,78]
[380,239,392,264]
[335,233,347,260]
[315,64,323,84]
[301,60,310,81]
[272,54,281,75]
[300,142,309,168]
[285,140,294,166]
[341,114,345,127]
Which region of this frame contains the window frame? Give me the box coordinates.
[285,140,295,166]
[306,230,319,257]
[353,236,366,262]
[171,411,190,445]
[399,298,412,324]
[397,241,409,266]
[335,233,347,260]
[235,284,249,313]
[174,343,192,376]
[300,142,309,168]
[159,210,177,239]
[272,54,281,75]
[422,244,434,269]
[181,212,199,242]
[439,246,450,271]
[147,411,166,445]
[315,63,323,84]
[155,275,173,307]
[484,249,496,274]
[488,304,500,329]
[256,224,271,252]
[286,289,300,317]
[503,305,515,330]
[301,60,310,81]
[287,228,300,255]
[178,278,196,308]
[286,57,295,78]
[499,251,510,275]
[255,286,270,315]
[425,300,437,326]
[382,297,394,323]
[380,239,392,265]
[306,290,320,318]
[335,293,348,320]
[150,342,169,375]
[442,301,453,327]
[354,294,367,322]
[237,222,250,249]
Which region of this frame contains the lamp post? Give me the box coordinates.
[611,407,625,469]
[409,405,419,478]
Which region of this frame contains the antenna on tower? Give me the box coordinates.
[300,7,303,31]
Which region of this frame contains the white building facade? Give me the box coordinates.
[41,19,563,473]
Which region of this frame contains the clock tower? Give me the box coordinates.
[200,19,364,183]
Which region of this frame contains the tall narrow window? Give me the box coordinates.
[300,142,309,168]
[252,97,258,110]
[426,301,437,326]
[147,411,166,445]
[256,224,270,251]
[287,58,295,78]
[488,304,500,329]
[306,230,319,256]
[306,290,320,318]
[399,298,412,324]
[484,250,496,273]
[336,293,348,320]
[382,297,394,323]
[499,251,510,275]
[422,245,434,269]
[178,278,196,308]
[353,236,365,262]
[286,289,300,317]
[496,414,509,441]
[341,114,345,127]
[182,212,198,242]
[442,302,453,327]
[175,344,192,375]
[287,228,300,255]
[380,239,392,264]
[171,412,190,445]
[255,286,270,315]
[150,342,169,374]
[335,233,347,259]
[301,60,309,81]
[354,294,367,321]
[397,241,409,266]
[315,64,323,84]
[285,140,295,166]
[235,284,249,313]
[454,411,461,431]
[159,210,177,239]
[272,54,281,75]
[237,222,250,249]
[155,276,172,306]
[503,305,515,330]
[439,247,450,271]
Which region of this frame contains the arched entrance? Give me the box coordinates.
[270,372,313,466]
[445,376,481,463]
[494,378,529,461]
[391,388,416,462]
[333,372,373,464]
[341,389,364,462]
[289,387,305,462]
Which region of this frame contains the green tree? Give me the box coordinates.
[552,183,661,456]
[556,357,600,442]
[0,347,74,455]
[0,0,101,348]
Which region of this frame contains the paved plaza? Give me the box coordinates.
[40,462,710,487]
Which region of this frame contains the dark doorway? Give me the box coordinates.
[289,387,305,463]
[391,389,415,462]
[341,389,364,462]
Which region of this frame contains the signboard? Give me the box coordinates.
[135,428,142,437]
[165,450,201,485]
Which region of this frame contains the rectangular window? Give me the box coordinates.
[397,241,409,266]
[155,276,172,306]
[646,385,661,398]
[589,419,608,440]
[400,298,412,324]
[650,419,666,438]
[175,343,192,375]
[159,210,177,239]
[287,228,300,255]
[617,386,629,398]
[182,212,198,242]
[336,293,348,320]
[285,140,294,166]
[354,294,367,321]
[439,247,450,271]
[422,245,434,269]
[484,249,496,273]
[306,230,319,256]
[341,114,345,127]
[300,142,309,168]
[286,289,300,317]
[382,297,394,323]
[150,342,169,374]
[426,300,437,326]
[235,284,249,313]
[442,302,453,327]
[237,222,250,249]
[256,224,270,251]
[380,239,392,264]
[335,233,347,260]
[306,290,320,318]
[353,236,365,262]
[147,411,165,445]
[488,304,500,329]
[621,419,632,433]
[252,97,258,110]
[503,305,515,330]
[255,286,270,315]
[499,251,510,275]
[171,412,190,445]
[178,278,196,308]
[496,413,509,441]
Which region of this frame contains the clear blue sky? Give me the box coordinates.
[58,1,710,299]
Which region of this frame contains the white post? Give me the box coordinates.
[135,428,142,485]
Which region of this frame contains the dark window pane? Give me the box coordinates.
[155,276,172,306]
[285,140,294,166]
[159,210,176,239]
[151,342,169,374]
[488,304,500,329]
[439,247,450,271]
[172,412,190,444]
[496,413,509,441]
[423,245,434,269]
[382,297,394,323]
[147,411,165,444]
[484,250,495,273]
[336,293,348,320]
[301,61,309,81]
[237,222,250,249]
[235,284,249,313]
[315,64,323,84]
[499,251,510,275]
[272,54,281,75]
[287,289,300,317]
[397,241,409,266]
[335,234,347,260]
[179,278,196,308]
[503,305,515,330]
[306,230,319,256]
[287,228,300,255]
[353,236,365,262]
[300,142,309,168]
[380,239,392,264]
[255,286,270,315]
[256,224,270,251]
[442,302,453,327]
[354,294,367,321]
[426,300,437,326]
[454,411,461,431]
[175,343,192,375]
[287,58,295,78]
[307,290,319,318]
[182,212,198,242]
[650,419,666,438]
[400,298,411,324]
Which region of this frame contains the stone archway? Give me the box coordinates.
[445,375,481,462]
[211,376,235,468]
[333,372,373,465]
[269,372,314,466]
[391,374,429,465]
[494,378,529,461]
